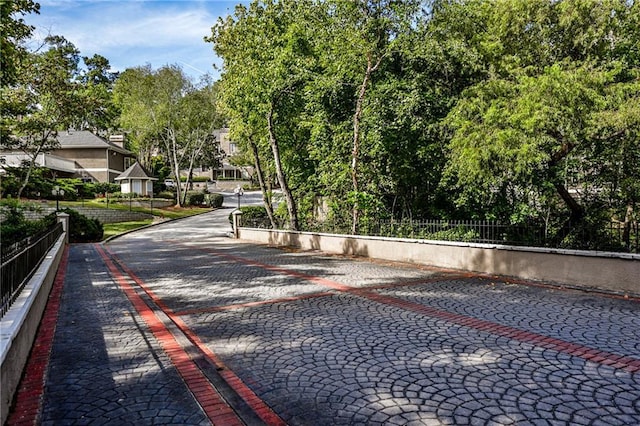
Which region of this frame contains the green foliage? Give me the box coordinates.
[91,182,120,195]
[180,176,209,183]
[438,0,640,244]
[1,36,87,197]
[0,165,52,198]
[229,205,270,227]
[206,193,224,208]
[113,65,224,207]
[5,0,635,251]
[0,199,54,247]
[425,227,480,243]
[185,191,205,206]
[156,191,175,200]
[60,208,103,242]
[51,179,83,201]
[0,0,40,86]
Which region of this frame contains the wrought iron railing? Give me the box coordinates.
[241,217,639,254]
[1,222,64,318]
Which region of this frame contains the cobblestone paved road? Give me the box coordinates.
[10,209,640,425]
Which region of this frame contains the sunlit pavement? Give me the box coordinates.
[9,208,640,425]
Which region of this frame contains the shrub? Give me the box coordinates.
[186,191,205,206]
[60,208,103,242]
[228,205,270,227]
[206,193,224,208]
[0,200,54,247]
[426,226,480,242]
[156,191,175,200]
[92,182,120,195]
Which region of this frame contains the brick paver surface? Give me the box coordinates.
[107,210,640,426]
[40,244,210,425]
[10,209,640,425]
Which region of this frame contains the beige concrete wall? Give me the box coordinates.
[0,237,65,425]
[238,228,640,296]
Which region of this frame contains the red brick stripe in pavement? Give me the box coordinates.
[7,246,69,426]
[94,244,246,426]
[101,245,287,426]
[183,244,640,375]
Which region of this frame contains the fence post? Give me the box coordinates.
[232,210,243,239]
[56,212,70,244]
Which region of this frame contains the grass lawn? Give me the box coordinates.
[31,199,214,239]
[102,220,154,240]
[55,200,212,219]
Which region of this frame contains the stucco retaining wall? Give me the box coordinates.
[0,236,65,425]
[238,228,640,296]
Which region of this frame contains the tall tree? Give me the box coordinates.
[112,65,158,167]
[441,0,640,244]
[311,0,422,233]
[0,0,39,87]
[1,35,85,197]
[75,54,119,133]
[175,83,225,205]
[114,65,191,206]
[115,65,223,207]
[209,0,317,230]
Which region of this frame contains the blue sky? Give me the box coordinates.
[25,0,249,81]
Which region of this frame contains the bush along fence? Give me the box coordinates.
[241,215,639,254]
[1,221,63,317]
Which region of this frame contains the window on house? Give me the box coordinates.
[229,143,237,154]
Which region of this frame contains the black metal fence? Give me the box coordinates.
[242,217,639,254]
[1,222,64,318]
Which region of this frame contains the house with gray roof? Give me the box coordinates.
[0,130,135,183]
[53,130,135,182]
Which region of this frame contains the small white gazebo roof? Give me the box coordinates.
[115,162,157,181]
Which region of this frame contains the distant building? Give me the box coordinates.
[0,130,135,183]
[212,128,252,181]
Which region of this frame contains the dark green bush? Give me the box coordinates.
[186,192,205,206]
[60,208,103,242]
[92,182,120,195]
[156,191,175,200]
[0,200,55,247]
[179,176,209,182]
[228,205,270,226]
[206,193,224,208]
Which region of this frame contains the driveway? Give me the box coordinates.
[8,208,640,425]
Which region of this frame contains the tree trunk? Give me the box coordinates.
[165,128,183,207]
[622,202,634,251]
[267,104,298,231]
[17,154,37,199]
[181,140,202,206]
[351,54,383,235]
[17,132,51,199]
[548,141,584,243]
[249,136,277,229]
[551,182,585,243]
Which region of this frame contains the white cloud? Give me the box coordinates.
[26,0,240,79]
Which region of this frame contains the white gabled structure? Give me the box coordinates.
[115,161,157,196]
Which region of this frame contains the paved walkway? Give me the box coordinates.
[7,209,640,425]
